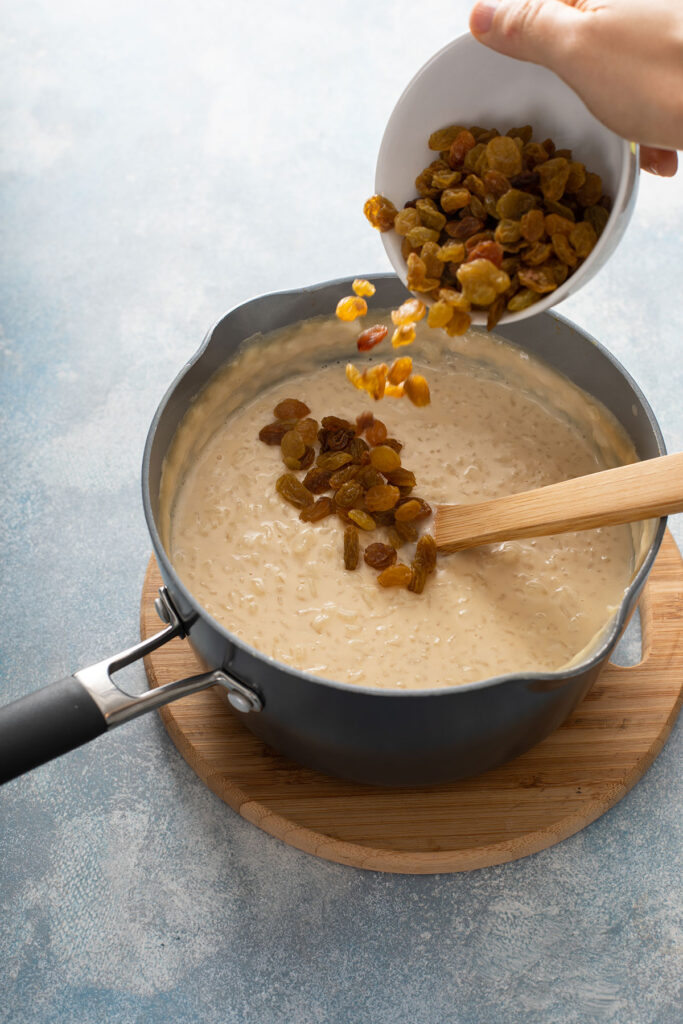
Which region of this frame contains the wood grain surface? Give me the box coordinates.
[141,530,683,874]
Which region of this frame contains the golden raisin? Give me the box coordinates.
[408,534,438,594]
[406,497,433,520]
[569,221,597,258]
[293,418,318,446]
[486,294,507,331]
[357,465,384,489]
[496,189,537,220]
[336,296,367,322]
[520,209,545,243]
[355,411,374,434]
[507,288,538,312]
[457,259,510,306]
[329,464,360,489]
[385,467,416,488]
[486,136,523,177]
[437,241,466,263]
[303,468,331,494]
[445,310,472,336]
[585,205,609,236]
[438,288,471,311]
[466,240,504,268]
[483,169,511,197]
[428,124,466,150]
[391,298,426,325]
[377,564,413,588]
[565,161,587,194]
[357,324,388,352]
[415,533,437,571]
[348,509,376,531]
[343,526,360,569]
[408,561,428,594]
[518,266,558,294]
[551,233,578,267]
[494,219,522,246]
[365,419,388,446]
[316,451,353,472]
[281,430,306,461]
[352,278,376,297]
[391,325,416,348]
[445,216,486,241]
[363,194,397,231]
[440,187,471,213]
[404,375,431,407]
[364,543,398,570]
[394,207,421,235]
[300,447,315,470]
[276,473,314,509]
[394,499,422,522]
[522,242,552,266]
[576,172,603,207]
[406,252,428,290]
[419,241,443,279]
[274,399,310,420]
[346,363,365,391]
[448,130,476,168]
[406,225,441,247]
[347,436,369,462]
[416,198,447,231]
[370,445,402,473]
[365,484,400,512]
[545,213,574,236]
[538,158,570,201]
[428,300,454,329]
[523,142,549,167]
[364,363,389,400]
[259,419,298,445]
[387,356,413,385]
[334,480,363,508]
[299,497,335,523]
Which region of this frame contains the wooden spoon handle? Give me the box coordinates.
[435,452,683,553]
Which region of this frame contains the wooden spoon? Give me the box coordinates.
[434,452,683,554]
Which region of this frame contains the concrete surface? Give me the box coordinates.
[1,2,681,1022]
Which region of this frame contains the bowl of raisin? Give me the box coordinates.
[367,32,638,331]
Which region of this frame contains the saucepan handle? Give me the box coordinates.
[0,587,262,785]
[0,676,108,783]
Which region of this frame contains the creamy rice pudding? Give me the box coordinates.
[160,315,648,690]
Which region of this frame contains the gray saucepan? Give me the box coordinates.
[0,274,667,786]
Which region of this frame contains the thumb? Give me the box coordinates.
[470,0,583,71]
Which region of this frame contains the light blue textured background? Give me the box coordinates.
[1,2,681,1022]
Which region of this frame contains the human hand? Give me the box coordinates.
[469,0,682,176]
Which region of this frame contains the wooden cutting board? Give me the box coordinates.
[141,529,683,874]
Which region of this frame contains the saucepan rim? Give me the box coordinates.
[141,273,667,700]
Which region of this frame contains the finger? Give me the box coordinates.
[469,0,583,72]
[640,146,678,177]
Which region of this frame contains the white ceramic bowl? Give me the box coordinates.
[375,33,639,325]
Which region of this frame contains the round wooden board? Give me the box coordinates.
[141,530,683,874]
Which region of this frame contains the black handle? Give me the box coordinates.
[0,676,107,784]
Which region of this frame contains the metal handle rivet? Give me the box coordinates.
[228,692,253,714]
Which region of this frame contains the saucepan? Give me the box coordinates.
[0,274,666,787]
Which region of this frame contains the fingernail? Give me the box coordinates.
[470,0,500,36]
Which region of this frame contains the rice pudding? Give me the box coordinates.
[160,315,648,690]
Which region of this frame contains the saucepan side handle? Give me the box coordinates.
[0,675,109,783]
[0,588,262,785]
